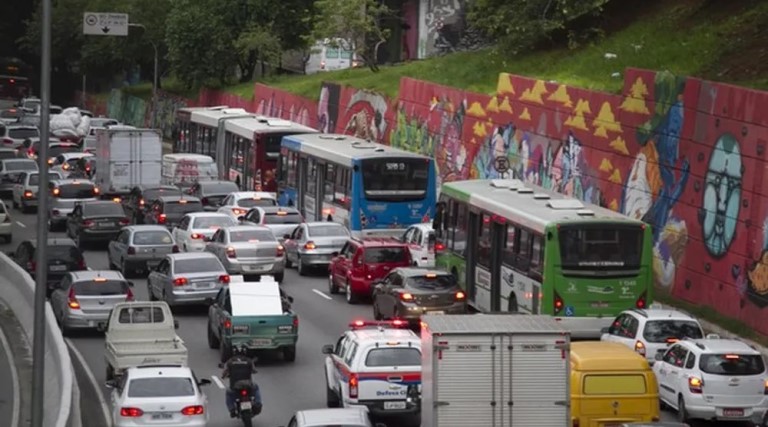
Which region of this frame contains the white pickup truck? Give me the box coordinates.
[100,301,188,380]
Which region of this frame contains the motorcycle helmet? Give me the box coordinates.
[233,345,248,356]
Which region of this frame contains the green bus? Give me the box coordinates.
[436,179,654,338]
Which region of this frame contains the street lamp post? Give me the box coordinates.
[128,23,158,128]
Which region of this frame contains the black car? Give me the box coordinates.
[123,185,182,224]
[66,200,130,247]
[8,238,86,295]
[144,195,204,229]
[186,180,238,211]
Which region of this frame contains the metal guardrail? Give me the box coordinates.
[0,252,81,427]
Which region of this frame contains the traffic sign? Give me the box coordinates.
[83,12,129,36]
[493,156,510,174]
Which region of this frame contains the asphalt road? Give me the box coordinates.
[0,199,758,427]
[0,323,18,427]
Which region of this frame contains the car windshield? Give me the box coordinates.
[361,157,430,202]
[407,274,456,290]
[365,348,421,367]
[164,201,203,213]
[143,187,182,201]
[73,280,128,296]
[8,128,38,139]
[174,257,223,274]
[47,245,81,261]
[642,320,703,343]
[56,183,95,198]
[364,247,408,263]
[84,203,125,217]
[308,224,348,237]
[263,212,301,224]
[4,161,36,171]
[559,224,644,272]
[192,216,235,229]
[133,231,173,245]
[229,229,275,243]
[700,353,765,376]
[201,182,238,194]
[236,198,276,207]
[127,377,195,398]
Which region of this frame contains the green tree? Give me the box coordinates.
[307,0,392,72]
[234,24,282,81]
[467,0,610,54]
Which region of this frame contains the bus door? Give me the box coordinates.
[489,220,505,312]
[465,211,482,311]
[297,156,308,216]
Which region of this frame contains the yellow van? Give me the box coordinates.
[570,341,660,427]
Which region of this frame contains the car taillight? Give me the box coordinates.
[191,233,203,240]
[180,405,204,416]
[400,292,414,302]
[67,287,80,309]
[276,245,284,257]
[223,319,232,329]
[232,208,246,216]
[239,388,248,397]
[119,218,130,226]
[93,187,100,195]
[77,258,86,270]
[52,209,60,215]
[23,190,33,199]
[304,241,316,250]
[226,247,236,258]
[173,277,188,287]
[120,407,143,417]
[219,274,230,284]
[634,340,646,356]
[139,198,145,206]
[201,197,209,205]
[158,213,166,224]
[349,373,359,398]
[455,291,466,301]
[554,291,564,314]
[83,220,94,228]
[688,376,703,393]
[636,291,647,309]
[435,241,445,251]
[764,379,768,395]
[2,138,13,145]
[127,246,136,255]
[172,245,180,253]
[293,316,299,328]
[126,287,134,302]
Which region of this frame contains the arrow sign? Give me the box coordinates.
[83,12,129,36]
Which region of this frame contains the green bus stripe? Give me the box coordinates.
[441,184,472,203]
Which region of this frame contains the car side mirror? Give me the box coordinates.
[600,327,610,334]
[237,216,245,222]
[105,380,117,389]
[655,352,664,361]
[198,379,212,387]
[96,322,107,332]
[174,319,179,329]
[322,344,334,354]
[283,234,290,240]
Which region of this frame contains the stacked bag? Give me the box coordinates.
[49,107,91,140]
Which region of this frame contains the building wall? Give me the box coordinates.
[418,0,468,58]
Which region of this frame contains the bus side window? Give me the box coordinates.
[502,225,516,266]
[477,214,491,269]
[530,235,544,279]
[514,229,532,272]
[324,164,335,203]
[453,202,468,257]
[307,158,317,194]
[287,151,298,188]
[333,167,349,207]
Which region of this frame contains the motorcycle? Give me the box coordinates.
[232,380,262,427]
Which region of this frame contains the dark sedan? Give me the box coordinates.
[66,200,130,247]
[186,180,239,211]
[372,268,467,323]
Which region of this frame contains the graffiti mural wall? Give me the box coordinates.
[254,83,318,129]
[417,0,468,58]
[318,83,393,142]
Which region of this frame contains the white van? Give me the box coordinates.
[161,153,218,188]
[305,38,360,75]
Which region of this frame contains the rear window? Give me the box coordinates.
[48,145,79,157]
[118,306,164,323]
[229,229,275,243]
[236,198,276,208]
[84,203,125,217]
[164,201,203,213]
[48,245,81,261]
[127,377,195,398]
[143,188,182,201]
[132,231,173,245]
[643,320,703,343]
[263,212,302,224]
[4,161,36,171]
[365,348,421,367]
[73,280,129,296]
[700,354,765,376]
[364,247,408,263]
[0,110,20,119]
[9,128,38,139]
[583,375,647,395]
[200,182,238,194]
[407,274,456,290]
[29,172,62,185]
[174,257,224,274]
[308,224,349,237]
[56,183,96,199]
[192,216,235,229]
[0,151,16,160]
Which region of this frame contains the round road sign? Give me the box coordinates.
[85,14,98,26]
[494,156,510,173]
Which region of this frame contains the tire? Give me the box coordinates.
[121,260,132,279]
[373,298,382,320]
[283,345,297,362]
[220,340,232,363]
[274,272,284,283]
[284,255,292,269]
[508,294,519,313]
[297,256,306,276]
[326,381,340,408]
[11,198,17,209]
[328,274,338,294]
[677,395,689,423]
[345,279,358,304]
[207,321,220,349]
[147,283,157,301]
[240,412,253,427]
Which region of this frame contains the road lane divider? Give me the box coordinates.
[212,375,225,390]
[0,324,20,427]
[66,339,111,426]
[312,289,332,300]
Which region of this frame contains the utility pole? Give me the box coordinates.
[128,23,159,128]
[32,0,52,425]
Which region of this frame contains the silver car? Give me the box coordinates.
[47,179,99,231]
[147,252,229,306]
[0,158,37,196]
[50,270,134,335]
[205,225,285,282]
[283,222,350,275]
[240,206,303,244]
[1,124,39,148]
[11,170,63,212]
[108,225,179,277]
[283,408,382,427]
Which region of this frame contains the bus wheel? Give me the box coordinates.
[508,294,519,313]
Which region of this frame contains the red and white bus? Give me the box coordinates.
[173,105,229,154]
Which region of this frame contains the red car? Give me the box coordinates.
[328,237,412,304]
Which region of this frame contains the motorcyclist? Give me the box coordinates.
[221,345,262,418]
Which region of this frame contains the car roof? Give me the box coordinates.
[82,200,121,207]
[136,184,179,191]
[51,179,95,185]
[627,308,696,321]
[0,148,17,152]
[393,267,452,278]
[157,195,201,203]
[684,338,760,354]
[256,206,299,214]
[69,270,125,281]
[58,152,93,159]
[350,236,406,247]
[570,342,650,371]
[225,225,272,233]
[1,158,34,163]
[304,221,345,228]
[168,252,219,261]
[199,180,236,186]
[408,223,434,231]
[7,124,37,129]
[350,326,420,342]
[124,225,170,233]
[27,237,77,248]
[126,365,193,379]
[296,408,370,426]
[232,191,275,199]
[185,212,231,218]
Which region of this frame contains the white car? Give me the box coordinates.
[107,365,211,427]
[653,337,768,424]
[217,191,277,220]
[601,308,704,363]
[172,212,236,252]
[0,200,11,243]
[50,152,94,177]
[400,223,437,267]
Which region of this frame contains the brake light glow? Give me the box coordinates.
[304,241,316,250]
[636,291,647,309]
[634,340,646,356]
[139,198,145,206]
[180,405,204,416]
[118,218,130,226]
[276,211,287,216]
[688,376,703,393]
[400,292,414,301]
[158,213,167,224]
[455,291,466,301]
[435,242,445,251]
[173,277,188,287]
[191,233,203,240]
[127,246,136,255]
[226,247,236,258]
[293,316,299,328]
[764,379,768,395]
[179,199,187,204]
[112,197,122,203]
[349,320,407,329]
[223,319,232,329]
[666,337,679,344]
[67,287,80,309]
[62,163,70,170]
[725,354,740,359]
[219,274,230,284]
[120,407,143,417]
[94,277,107,282]
[93,187,99,195]
[232,208,246,216]
[276,245,284,257]
[52,188,60,196]
[425,273,437,278]
[349,373,358,398]
[554,291,564,314]
[23,190,33,199]
[83,220,94,228]
[240,388,248,397]
[47,158,54,165]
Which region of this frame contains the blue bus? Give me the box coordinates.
[278,133,437,236]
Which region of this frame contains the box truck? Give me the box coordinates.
[94,128,162,200]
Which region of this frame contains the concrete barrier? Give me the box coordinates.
[0,252,80,427]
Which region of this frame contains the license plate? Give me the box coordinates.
[194,282,214,289]
[50,265,66,271]
[245,265,269,272]
[590,301,609,308]
[101,222,115,227]
[151,413,173,420]
[251,339,271,346]
[429,311,445,314]
[384,401,406,410]
[240,401,252,411]
[277,325,293,333]
[723,408,744,417]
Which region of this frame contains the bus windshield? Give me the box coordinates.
[559,225,644,271]
[361,158,429,201]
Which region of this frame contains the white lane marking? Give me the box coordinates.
[65,339,112,425]
[312,289,332,300]
[212,375,225,389]
[0,325,20,427]
[87,267,93,271]
[14,221,25,228]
